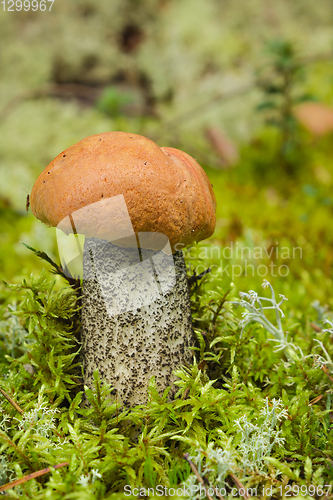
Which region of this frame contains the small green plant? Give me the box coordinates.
[256,39,312,175]
[0,305,28,360]
[96,86,135,117]
[182,397,288,493]
[0,455,13,489]
[312,320,333,375]
[3,273,81,404]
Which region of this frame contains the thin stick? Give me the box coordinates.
[0,387,24,414]
[309,394,323,406]
[229,473,252,499]
[0,462,69,493]
[310,322,322,333]
[183,453,227,500]
[322,365,333,383]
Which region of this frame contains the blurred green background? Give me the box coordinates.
[0,0,332,311]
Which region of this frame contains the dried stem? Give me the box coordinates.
[183,453,227,500]
[0,462,69,493]
[0,386,24,414]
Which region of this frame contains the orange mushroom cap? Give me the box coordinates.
[30,131,216,251]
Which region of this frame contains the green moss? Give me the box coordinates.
[0,249,332,498]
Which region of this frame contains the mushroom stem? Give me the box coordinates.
[81,237,194,407]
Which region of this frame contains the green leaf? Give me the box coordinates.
[256,101,278,111]
[263,457,299,480]
[304,456,312,483]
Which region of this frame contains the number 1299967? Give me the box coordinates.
[2,0,54,11]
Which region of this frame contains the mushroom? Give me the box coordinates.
[30,132,216,407]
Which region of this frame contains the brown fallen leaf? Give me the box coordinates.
[294,102,333,136]
[309,394,323,406]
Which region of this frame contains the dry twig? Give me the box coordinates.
[0,387,23,415]
[229,472,252,499]
[183,453,227,500]
[0,462,69,493]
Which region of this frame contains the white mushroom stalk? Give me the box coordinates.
[81,237,193,407]
[30,132,216,407]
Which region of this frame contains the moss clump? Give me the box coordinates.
[0,254,333,498]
